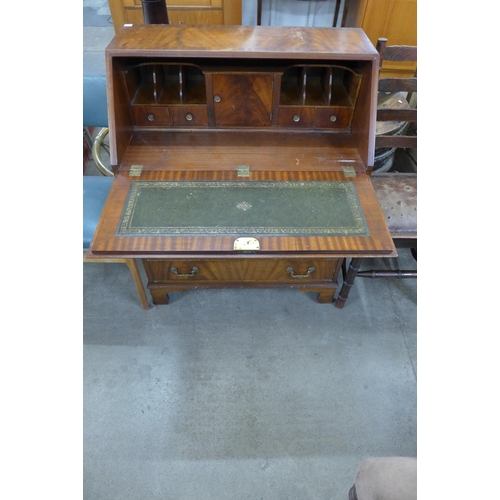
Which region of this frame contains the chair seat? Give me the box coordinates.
[83,176,114,248]
[352,457,417,500]
[371,173,417,239]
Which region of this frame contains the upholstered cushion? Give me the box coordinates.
[83,74,108,127]
[354,457,417,500]
[83,176,114,248]
[371,173,417,239]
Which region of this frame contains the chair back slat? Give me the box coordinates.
[378,77,417,93]
[373,37,417,169]
[377,108,417,123]
[376,135,417,149]
[383,45,417,62]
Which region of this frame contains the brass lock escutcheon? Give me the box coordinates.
[170,266,199,277]
[287,266,316,278]
[214,95,222,103]
[234,237,260,251]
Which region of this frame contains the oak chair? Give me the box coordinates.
[336,38,417,308]
[83,74,150,310]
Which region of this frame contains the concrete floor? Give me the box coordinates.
[83,4,417,498]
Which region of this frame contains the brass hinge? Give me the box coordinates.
[342,166,356,177]
[237,165,250,177]
[130,165,143,176]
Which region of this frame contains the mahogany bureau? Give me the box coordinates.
[89,24,396,306]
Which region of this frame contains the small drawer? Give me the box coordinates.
[314,107,352,129]
[170,106,208,126]
[132,106,172,126]
[144,258,340,284]
[277,107,315,128]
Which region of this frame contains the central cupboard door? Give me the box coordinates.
[211,74,274,127]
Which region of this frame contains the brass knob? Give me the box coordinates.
[293,114,300,122]
[329,115,337,122]
[186,113,193,121]
[214,95,221,103]
[147,114,155,121]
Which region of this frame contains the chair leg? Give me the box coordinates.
[335,258,362,308]
[125,259,150,310]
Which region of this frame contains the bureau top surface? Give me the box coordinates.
[106,24,378,60]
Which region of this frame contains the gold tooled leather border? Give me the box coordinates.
[117,180,369,237]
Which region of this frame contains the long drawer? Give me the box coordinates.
[143,257,341,284]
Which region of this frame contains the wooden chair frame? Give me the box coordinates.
[336,38,417,308]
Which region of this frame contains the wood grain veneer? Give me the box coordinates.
[90,25,396,305]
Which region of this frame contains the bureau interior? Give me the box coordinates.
[125,61,362,107]
[109,56,376,172]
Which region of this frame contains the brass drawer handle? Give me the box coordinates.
[214,95,221,103]
[292,114,301,122]
[185,113,193,121]
[287,266,316,278]
[147,114,155,121]
[170,266,199,277]
[329,114,337,122]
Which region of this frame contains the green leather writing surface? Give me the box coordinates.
[117,181,369,236]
